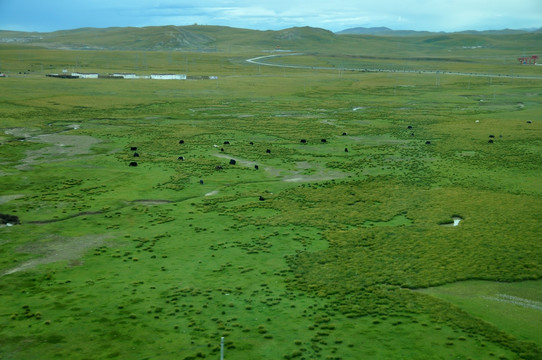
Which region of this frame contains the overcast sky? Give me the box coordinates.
[1,0,541,33]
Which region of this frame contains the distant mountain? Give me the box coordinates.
[336,27,438,36]
[457,29,533,35]
[336,26,542,36]
[0,25,540,53]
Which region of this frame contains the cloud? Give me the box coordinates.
[0,0,540,32]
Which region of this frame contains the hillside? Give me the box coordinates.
[337,26,542,36]
[0,25,339,52]
[336,26,436,36]
[1,25,541,55]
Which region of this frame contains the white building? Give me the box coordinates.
[112,73,138,79]
[72,72,99,79]
[150,74,186,80]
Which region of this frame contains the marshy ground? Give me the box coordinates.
[0,41,541,359]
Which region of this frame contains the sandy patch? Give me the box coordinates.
[212,154,350,183]
[213,153,258,167]
[1,234,112,276]
[483,294,542,311]
[321,119,338,126]
[295,161,312,170]
[0,194,25,205]
[205,190,219,196]
[17,134,101,170]
[4,128,41,138]
[282,168,349,182]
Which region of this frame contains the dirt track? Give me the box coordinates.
[247,54,542,80]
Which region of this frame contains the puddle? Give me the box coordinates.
[440,216,463,227]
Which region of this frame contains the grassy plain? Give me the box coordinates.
[0,30,541,359]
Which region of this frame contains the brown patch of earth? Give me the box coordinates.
[16,134,102,170]
[1,234,112,276]
[213,153,351,182]
[0,194,25,205]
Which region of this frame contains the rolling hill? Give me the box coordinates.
[1,25,541,54]
[0,25,339,52]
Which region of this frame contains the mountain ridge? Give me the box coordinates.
[336,26,542,36]
[0,25,540,52]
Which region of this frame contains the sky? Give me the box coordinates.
[1,0,541,33]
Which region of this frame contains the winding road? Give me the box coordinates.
[247,53,542,80]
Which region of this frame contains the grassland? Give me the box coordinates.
[0,27,541,359]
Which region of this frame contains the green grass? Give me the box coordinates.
[418,280,542,345]
[0,33,541,359]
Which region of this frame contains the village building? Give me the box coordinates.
[112,73,138,79]
[72,72,99,79]
[150,74,186,80]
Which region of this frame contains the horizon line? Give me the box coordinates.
[1,24,541,34]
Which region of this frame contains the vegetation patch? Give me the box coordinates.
[0,31,540,359]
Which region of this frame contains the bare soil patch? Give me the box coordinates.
[0,194,25,205]
[16,134,101,170]
[1,234,112,276]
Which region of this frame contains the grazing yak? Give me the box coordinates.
[129,162,138,167]
[179,140,184,144]
[0,213,20,225]
[178,156,185,160]
[229,159,236,165]
[321,139,327,143]
[133,152,139,157]
[130,146,137,151]
[254,165,259,170]
[300,139,307,144]
[266,149,271,154]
